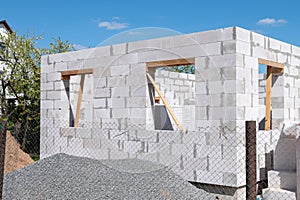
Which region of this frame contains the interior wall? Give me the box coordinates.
[154,70,196,131]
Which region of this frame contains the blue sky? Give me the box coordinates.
[1,0,300,49]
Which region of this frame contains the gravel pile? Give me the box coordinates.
[3,153,212,200]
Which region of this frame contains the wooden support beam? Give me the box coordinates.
[146,73,183,131]
[61,68,93,80]
[265,66,272,131]
[147,58,195,68]
[258,58,284,69]
[74,74,85,128]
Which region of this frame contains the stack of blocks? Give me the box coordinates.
[41,26,300,199]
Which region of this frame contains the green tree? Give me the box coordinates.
[0,31,73,198]
[45,37,75,54]
[0,33,74,158]
[0,32,41,158]
[163,65,195,74]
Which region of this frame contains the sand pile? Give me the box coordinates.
[4,131,34,174]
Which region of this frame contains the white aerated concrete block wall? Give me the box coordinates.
[41,26,300,199]
[154,70,196,130]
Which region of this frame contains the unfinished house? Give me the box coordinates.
[41,27,300,199]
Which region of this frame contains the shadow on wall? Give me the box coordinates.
[274,129,297,191]
[259,113,272,131]
[154,105,173,130]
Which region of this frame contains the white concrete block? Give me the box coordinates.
[94,77,106,88]
[252,31,265,48]
[169,34,197,48]
[281,43,292,54]
[111,87,129,97]
[196,170,223,185]
[47,72,61,82]
[291,56,300,66]
[236,94,251,107]
[127,74,146,86]
[112,108,129,118]
[85,56,114,70]
[112,43,127,55]
[172,45,206,58]
[268,170,296,191]
[118,53,138,65]
[41,82,54,91]
[222,27,234,41]
[130,63,146,76]
[127,97,146,108]
[111,98,125,108]
[54,62,68,71]
[292,45,300,57]
[84,139,101,149]
[236,40,251,56]
[138,50,157,62]
[76,128,92,139]
[95,88,110,98]
[262,188,296,200]
[94,98,106,108]
[130,85,146,97]
[67,59,84,70]
[41,100,54,109]
[222,40,236,54]
[54,81,65,91]
[195,106,207,120]
[236,27,251,43]
[89,46,111,57]
[274,137,296,171]
[252,46,277,61]
[223,80,237,93]
[195,29,223,44]
[111,64,129,76]
[41,64,54,73]
[94,108,111,119]
[129,108,146,118]
[208,81,224,94]
[47,91,61,100]
[205,42,221,55]
[268,38,281,51]
[60,127,75,137]
[107,76,126,87]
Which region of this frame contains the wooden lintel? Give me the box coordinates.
[146,73,183,131]
[258,58,284,69]
[147,58,195,68]
[61,68,93,80]
[265,66,272,131]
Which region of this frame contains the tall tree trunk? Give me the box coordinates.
[0,120,6,200]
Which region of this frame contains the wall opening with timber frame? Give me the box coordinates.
[146,58,195,131]
[61,69,94,128]
[257,59,284,131]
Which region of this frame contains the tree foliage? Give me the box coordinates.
[163,65,195,74]
[0,32,73,159]
[45,37,75,54]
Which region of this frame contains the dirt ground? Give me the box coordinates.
[4,131,34,174]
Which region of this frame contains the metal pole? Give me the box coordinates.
[245,121,257,200]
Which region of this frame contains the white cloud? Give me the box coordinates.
[256,18,287,26]
[98,21,128,30]
[112,16,120,20]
